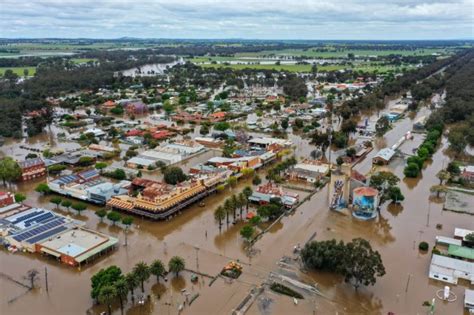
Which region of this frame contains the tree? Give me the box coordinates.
[242,186,253,211]
[150,259,166,282]
[214,121,230,131]
[168,256,185,276]
[122,216,133,246]
[77,156,95,166]
[95,162,108,173]
[25,269,40,289]
[252,175,262,186]
[447,161,460,175]
[72,202,87,215]
[50,196,62,209]
[48,164,67,175]
[465,233,474,243]
[125,272,139,302]
[14,193,26,204]
[98,285,117,315]
[237,193,246,219]
[61,200,72,211]
[107,211,122,225]
[0,157,21,186]
[226,176,238,189]
[404,162,420,178]
[133,262,151,293]
[375,116,390,135]
[214,205,225,231]
[342,238,385,290]
[96,209,107,222]
[281,118,289,130]
[223,198,234,225]
[240,225,255,243]
[163,166,187,185]
[91,265,123,300]
[109,168,126,180]
[430,185,448,198]
[249,215,262,226]
[114,278,128,315]
[35,183,51,195]
[388,186,404,203]
[436,170,450,185]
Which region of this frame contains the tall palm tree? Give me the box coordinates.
[98,285,117,315]
[214,205,225,231]
[132,262,151,293]
[114,278,128,315]
[168,256,185,276]
[243,186,253,212]
[237,193,246,220]
[150,259,166,282]
[223,199,233,226]
[125,272,139,302]
[230,195,238,221]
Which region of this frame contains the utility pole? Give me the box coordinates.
[194,246,199,271]
[44,266,49,293]
[405,273,412,293]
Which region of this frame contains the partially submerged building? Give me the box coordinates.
[0,202,117,266]
[286,160,329,183]
[429,254,474,285]
[49,169,130,204]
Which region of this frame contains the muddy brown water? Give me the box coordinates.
[1,106,473,315]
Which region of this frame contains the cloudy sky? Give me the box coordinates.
[1,0,472,39]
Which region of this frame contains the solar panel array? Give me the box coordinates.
[12,217,67,243]
[52,174,78,185]
[79,169,99,181]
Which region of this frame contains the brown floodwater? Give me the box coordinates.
[1,104,473,315]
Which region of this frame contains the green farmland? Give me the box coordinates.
[0,66,37,76]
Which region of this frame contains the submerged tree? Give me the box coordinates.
[168,256,185,276]
[132,262,150,293]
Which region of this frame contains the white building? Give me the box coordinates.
[429,254,474,285]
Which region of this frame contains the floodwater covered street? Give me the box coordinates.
[1,105,473,315]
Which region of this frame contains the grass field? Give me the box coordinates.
[0,66,37,76]
[70,58,98,64]
[236,47,451,58]
[198,62,413,73]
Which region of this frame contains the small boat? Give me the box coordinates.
[293,298,298,305]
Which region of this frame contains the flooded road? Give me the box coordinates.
[1,104,473,315]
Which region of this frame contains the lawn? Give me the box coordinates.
[0,66,36,76]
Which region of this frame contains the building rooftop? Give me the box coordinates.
[374,148,395,161]
[18,158,44,169]
[448,244,474,260]
[430,254,474,274]
[39,228,108,257]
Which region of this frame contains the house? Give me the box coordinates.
[460,166,474,183]
[249,183,299,208]
[125,101,148,115]
[372,148,395,165]
[102,100,116,109]
[195,137,224,148]
[0,192,15,207]
[18,158,46,181]
[287,160,330,183]
[209,111,226,122]
[428,254,474,285]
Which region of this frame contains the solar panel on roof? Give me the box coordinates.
[10,210,42,224]
[12,218,65,242]
[26,226,68,244]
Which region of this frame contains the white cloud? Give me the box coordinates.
[0,0,472,39]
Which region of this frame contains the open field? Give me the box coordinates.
[198,62,415,73]
[0,66,37,76]
[237,47,455,58]
[70,58,98,64]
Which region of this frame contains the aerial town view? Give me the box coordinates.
[0,1,473,315]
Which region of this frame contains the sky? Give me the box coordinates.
[1,0,473,40]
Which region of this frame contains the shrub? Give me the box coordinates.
[418,241,429,251]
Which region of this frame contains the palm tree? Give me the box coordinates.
[243,186,253,212]
[150,259,166,282]
[125,272,139,302]
[230,195,238,221]
[132,262,151,293]
[168,256,185,276]
[237,193,246,220]
[214,205,225,231]
[98,285,117,315]
[436,170,450,185]
[223,199,233,226]
[114,278,128,315]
